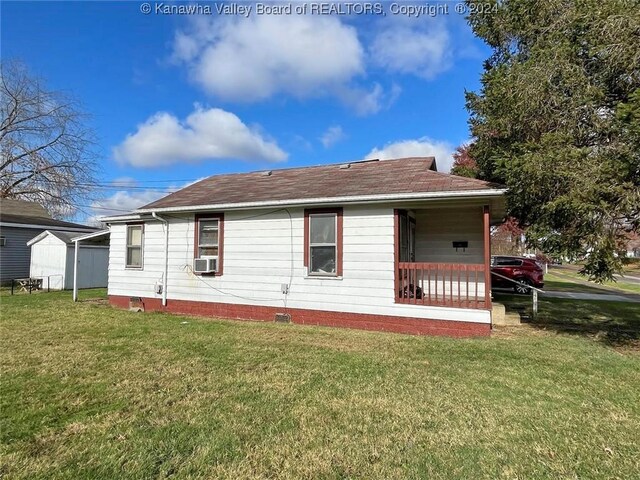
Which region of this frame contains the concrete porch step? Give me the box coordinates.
[492,302,522,326]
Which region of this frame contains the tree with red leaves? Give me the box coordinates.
[450,144,479,178]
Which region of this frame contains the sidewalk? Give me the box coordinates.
[548,267,640,302]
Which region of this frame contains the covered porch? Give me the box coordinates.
[394,202,500,311]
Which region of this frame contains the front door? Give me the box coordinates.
[398,210,416,262]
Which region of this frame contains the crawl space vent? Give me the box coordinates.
[129,297,144,312]
[274,313,291,323]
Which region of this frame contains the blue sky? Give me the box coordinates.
[2,1,489,221]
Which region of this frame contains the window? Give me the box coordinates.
[195,213,224,274]
[126,224,143,268]
[198,219,219,257]
[0,236,6,247]
[495,257,523,266]
[304,208,343,276]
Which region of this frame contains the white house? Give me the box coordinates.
[102,157,506,337]
[28,230,109,290]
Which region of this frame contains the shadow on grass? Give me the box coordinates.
[543,274,608,294]
[494,293,640,350]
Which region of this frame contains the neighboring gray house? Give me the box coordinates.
[0,199,96,283]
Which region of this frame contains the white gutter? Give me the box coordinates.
[99,214,147,223]
[152,212,169,307]
[133,189,507,215]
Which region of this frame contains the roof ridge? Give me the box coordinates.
[198,156,434,182]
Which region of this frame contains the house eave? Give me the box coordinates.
[99,214,150,223]
[0,221,95,232]
[128,189,507,217]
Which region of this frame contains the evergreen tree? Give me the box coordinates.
[466,0,640,281]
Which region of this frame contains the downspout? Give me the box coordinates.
[152,212,169,307]
[73,239,79,302]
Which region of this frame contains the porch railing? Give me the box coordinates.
[396,262,489,310]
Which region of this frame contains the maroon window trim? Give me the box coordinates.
[304,207,343,277]
[194,213,224,276]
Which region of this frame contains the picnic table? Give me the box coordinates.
[13,278,43,293]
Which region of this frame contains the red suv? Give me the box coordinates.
[491,256,544,294]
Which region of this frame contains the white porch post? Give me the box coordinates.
[73,239,79,302]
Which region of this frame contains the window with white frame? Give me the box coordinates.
[308,213,337,275]
[126,224,143,268]
[197,218,219,259]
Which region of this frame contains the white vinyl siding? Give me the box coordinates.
[29,234,67,289]
[414,207,484,264]
[108,206,490,324]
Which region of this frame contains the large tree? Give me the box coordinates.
[0,61,98,218]
[451,144,479,178]
[465,0,640,281]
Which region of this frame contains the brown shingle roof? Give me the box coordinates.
[0,213,96,230]
[0,198,51,218]
[141,157,504,211]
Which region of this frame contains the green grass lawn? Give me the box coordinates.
[2,290,639,479]
[547,268,640,295]
[542,272,609,294]
[493,293,640,337]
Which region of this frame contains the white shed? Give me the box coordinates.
[28,230,109,290]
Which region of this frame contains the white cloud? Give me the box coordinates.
[168,13,463,114]
[365,137,455,172]
[320,125,346,148]
[369,17,452,79]
[170,14,402,115]
[88,177,208,224]
[87,189,167,225]
[113,106,287,167]
[172,14,365,102]
[336,83,385,116]
[92,190,166,216]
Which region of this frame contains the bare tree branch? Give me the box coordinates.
[0,60,100,218]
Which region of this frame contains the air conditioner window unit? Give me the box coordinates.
[193,257,217,273]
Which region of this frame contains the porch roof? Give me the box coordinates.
[133,157,505,214]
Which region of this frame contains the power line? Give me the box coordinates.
[107,178,199,184]
[78,185,180,192]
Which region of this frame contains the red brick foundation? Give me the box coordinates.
[109,295,491,337]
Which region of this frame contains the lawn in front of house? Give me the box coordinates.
[1,290,639,479]
[493,292,640,338]
[542,272,609,294]
[547,267,640,295]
